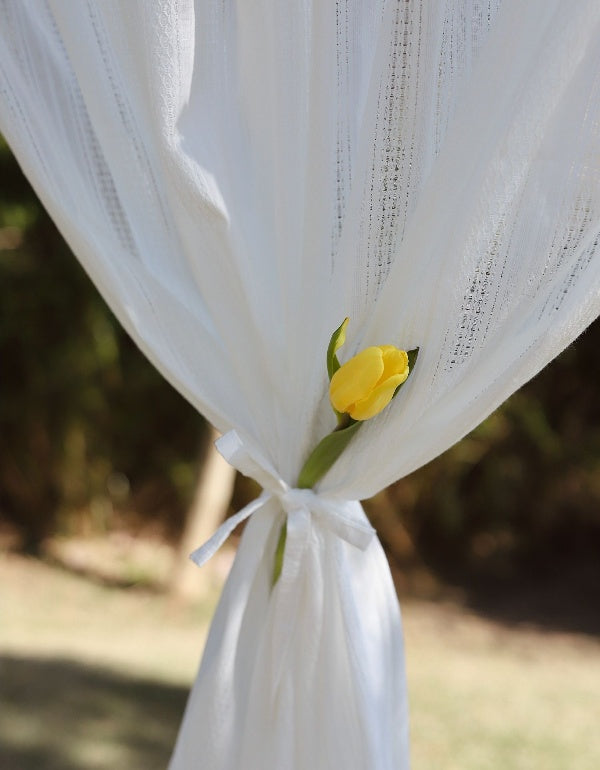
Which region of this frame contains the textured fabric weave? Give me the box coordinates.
[2,2,600,768]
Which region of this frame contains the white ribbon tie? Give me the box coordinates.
[189,429,375,568]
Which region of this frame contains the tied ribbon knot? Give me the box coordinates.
[189,429,376,695]
[189,429,375,569]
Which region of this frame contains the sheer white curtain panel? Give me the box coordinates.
[1,1,600,768]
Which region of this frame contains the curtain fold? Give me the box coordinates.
[2,1,600,767]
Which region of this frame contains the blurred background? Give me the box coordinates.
[1,133,599,769]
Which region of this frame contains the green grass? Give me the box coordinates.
[405,601,600,769]
[1,545,599,769]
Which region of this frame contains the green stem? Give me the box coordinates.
[271,520,287,587]
[271,418,362,587]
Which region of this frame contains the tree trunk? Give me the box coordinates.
[169,425,236,601]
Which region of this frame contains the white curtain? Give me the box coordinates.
[2,1,600,768]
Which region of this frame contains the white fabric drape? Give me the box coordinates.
[2,1,600,768]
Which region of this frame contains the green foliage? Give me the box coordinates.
[0,139,203,551]
[391,321,600,579]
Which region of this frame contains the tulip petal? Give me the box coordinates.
[329,347,384,413]
[380,346,409,382]
[392,347,419,400]
[349,372,406,421]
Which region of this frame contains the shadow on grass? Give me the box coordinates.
[0,655,189,770]
[463,557,600,637]
[401,553,600,638]
[42,552,167,594]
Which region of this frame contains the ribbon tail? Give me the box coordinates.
[189,493,270,567]
[270,505,312,697]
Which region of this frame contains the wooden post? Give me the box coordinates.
[169,425,236,601]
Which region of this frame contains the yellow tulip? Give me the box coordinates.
[329,345,410,421]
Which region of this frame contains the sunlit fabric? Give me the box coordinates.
[1,1,599,768]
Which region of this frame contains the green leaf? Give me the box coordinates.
[327,317,349,380]
[407,347,420,371]
[297,420,362,489]
[393,347,420,400]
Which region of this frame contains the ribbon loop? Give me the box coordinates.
[189,430,375,567]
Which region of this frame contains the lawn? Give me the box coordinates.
[1,540,599,769]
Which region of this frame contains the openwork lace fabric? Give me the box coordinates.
[2,2,599,768]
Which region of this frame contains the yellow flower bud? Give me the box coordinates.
[329,345,410,421]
